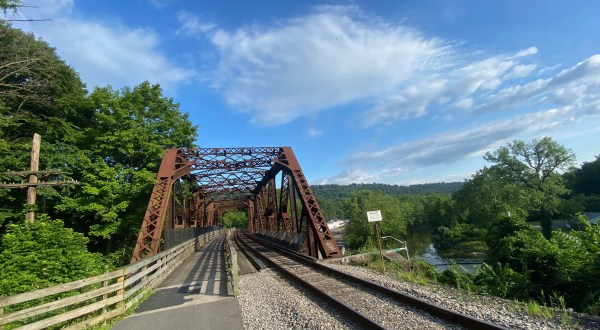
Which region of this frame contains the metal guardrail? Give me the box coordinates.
[0,229,219,330]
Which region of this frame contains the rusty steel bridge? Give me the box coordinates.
[131,146,342,263]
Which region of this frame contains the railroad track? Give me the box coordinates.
[235,230,507,330]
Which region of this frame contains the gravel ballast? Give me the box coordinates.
[237,263,600,329]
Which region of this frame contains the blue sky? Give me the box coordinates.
[9,0,600,185]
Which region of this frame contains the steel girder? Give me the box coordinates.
[131,147,341,263]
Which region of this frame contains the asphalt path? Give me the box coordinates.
[112,235,244,330]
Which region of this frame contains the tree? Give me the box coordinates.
[0,23,88,229]
[343,190,410,250]
[1,0,20,15]
[484,137,576,239]
[54,82,198,255]
[568,155,600,196]
[222,211,247,228]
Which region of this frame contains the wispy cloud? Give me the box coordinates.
[178,7,552,127]
[147,0,174,10]
[15,0,191,92]
[474,55,600,113]
[176,11,216,36]
[359,47,539,127]
[182,5,452,125]
[325,104,597,184]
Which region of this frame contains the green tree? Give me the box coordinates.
[484,137,576,239]
[569,155,600,196]
[0,0,20,15]
[343,190,409,250]
[0,216,104,296]
[54,82,198,254]
[0,22,88,229]
[222,210,247,228]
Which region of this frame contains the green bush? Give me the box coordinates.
[0,217,104,296]
[438,264,475,293]
[473,263,530,299]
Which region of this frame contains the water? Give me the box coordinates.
[405,227,483,273]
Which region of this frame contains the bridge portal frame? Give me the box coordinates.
[131,147,341,263]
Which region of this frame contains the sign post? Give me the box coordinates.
[367,210,385,272]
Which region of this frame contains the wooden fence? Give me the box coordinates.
[0,228,220,330]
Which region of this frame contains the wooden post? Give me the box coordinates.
[26,133,41,223]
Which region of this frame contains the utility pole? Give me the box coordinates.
[0,133,79,222]
[26,133,41,222]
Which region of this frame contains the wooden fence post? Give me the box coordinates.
[101,265,109,317]
[117,272,125,312]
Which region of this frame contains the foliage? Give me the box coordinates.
[437,223,487,245]
[0,0,20,15]
[222,210,247,228]
[484,137,576,238]
[0,23,198,259]
[312,182,463,201]
[525,300,554,319]
[0,22,88,229]
[567,155,600,196]
[474,263,530,298]
[0,216,104,296]
[52,82,197,254]
[438,264,475,293]
[313,182,461,221]
[343,190,411,250]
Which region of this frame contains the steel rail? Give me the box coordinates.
[238,230,508,330]
[236,231,386,329]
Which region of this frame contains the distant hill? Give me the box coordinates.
[311,182,463,200]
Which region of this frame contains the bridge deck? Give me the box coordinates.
[113,235,244,330]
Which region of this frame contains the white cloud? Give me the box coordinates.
[14,0,191,92]
[306,127,322,138]
[506,64,537,79]
[515,47,538,57]
[177,6,548,127]
[188,6,451,125]
[358,48,539,126]
[147,0,173,9]
[176,11,216,36]
[326,104,598,184]
[475,54,600,113]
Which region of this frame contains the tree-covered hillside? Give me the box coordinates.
[312,182,463,201]
[312,182,462,219]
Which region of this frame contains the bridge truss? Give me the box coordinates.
[131,147,342,263]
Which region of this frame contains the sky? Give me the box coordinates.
[7,0,600,185]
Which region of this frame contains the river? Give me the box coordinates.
[405,227,483,272]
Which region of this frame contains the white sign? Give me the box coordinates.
[367,210,382,222]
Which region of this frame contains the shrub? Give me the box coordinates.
[0,216,104,296]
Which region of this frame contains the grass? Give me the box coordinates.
[351,254,438,286]
[525,300,554,318]
[353,256,580,328]
[521,292,577,328]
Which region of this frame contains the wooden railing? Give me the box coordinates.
[223,229,239,297]
[0,228,219,330]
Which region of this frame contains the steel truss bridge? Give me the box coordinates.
[131,147,342,263]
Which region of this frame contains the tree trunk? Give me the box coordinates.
[540,205,552,239]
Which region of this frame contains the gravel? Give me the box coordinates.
[237,263,600,329]
[323,263,599,330]
[238,270,353,330]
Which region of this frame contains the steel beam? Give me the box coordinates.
[131,146,341,262]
